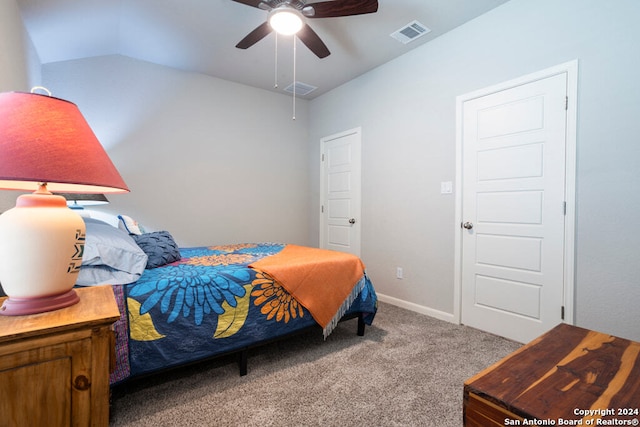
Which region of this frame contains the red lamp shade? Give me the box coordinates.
[0,91,129,316]
[0,91,128,193]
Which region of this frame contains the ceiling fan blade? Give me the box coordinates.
[297,24,330,58]
[231,0,264,8]
[236,22,273,49]
[306,0,378,18]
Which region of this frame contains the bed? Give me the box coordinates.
[77,217,377,385]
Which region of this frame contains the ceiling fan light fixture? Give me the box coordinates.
[269,7,303,36]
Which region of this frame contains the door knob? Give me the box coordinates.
[349,218,356,224]
[462,222,473,230]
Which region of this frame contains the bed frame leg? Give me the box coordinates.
[357,313,365,336]
[238,349,248,376]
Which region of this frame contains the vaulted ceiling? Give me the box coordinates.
[17,0,509,98]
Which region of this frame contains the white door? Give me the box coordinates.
[320,128,362,257]
[459,72,570,343]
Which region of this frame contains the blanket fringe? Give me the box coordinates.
[323,275,366,339]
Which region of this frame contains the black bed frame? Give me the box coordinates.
[236,311,366,376]
[112,311,368,394]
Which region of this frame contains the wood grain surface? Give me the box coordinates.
[464,323,640,425]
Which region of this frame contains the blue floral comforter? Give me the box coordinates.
[110,243,377,384]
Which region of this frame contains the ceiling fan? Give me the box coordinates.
[233,0,379,59]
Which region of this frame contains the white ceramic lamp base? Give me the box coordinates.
[0,190,85,316]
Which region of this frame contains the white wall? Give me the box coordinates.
[309,0,640,341]
[0,0,40,92]
[43,55,311,247]
[0,0,41,213]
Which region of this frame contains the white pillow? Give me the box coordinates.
[117,214,144,235]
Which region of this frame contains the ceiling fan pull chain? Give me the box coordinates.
[292,34,296,120]
[274,33,278,89]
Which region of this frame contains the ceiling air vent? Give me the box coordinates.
[284,81,317,97]
[390,20,431,44]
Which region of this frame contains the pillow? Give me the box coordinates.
[77,218,148,286]
[76,265,145,287]
[132,231,181,269]
[118,214,144,235]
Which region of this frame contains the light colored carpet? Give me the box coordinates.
[110,302,521,426]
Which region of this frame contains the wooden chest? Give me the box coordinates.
[464,323,640,426]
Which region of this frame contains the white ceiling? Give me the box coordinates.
[17,0,510,99]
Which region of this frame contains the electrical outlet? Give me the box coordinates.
[396,267,403,279]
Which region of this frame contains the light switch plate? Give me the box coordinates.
[441,181,453,194]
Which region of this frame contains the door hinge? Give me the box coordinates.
[561,305,565,320]
[321,205,324,213]
[565,96,569,110]
[563,201,567,215]
[322,153,325,161]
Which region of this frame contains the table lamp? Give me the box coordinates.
[0,91,129,315]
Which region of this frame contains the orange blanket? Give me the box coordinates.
[249,245,365,337]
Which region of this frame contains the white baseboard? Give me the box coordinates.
[376,292,458,324]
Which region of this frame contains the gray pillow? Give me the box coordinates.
[78,218,148,286]
[77,264,145,287]
[132,231,181,269]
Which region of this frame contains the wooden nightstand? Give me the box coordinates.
[0,286,120,427]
